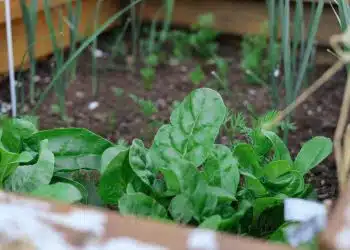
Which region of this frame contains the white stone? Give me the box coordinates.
[187,229,219,250]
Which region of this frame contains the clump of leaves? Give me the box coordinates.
[0,118,113,203]
[95,88,332,239]
[189,66,205,85]
[129,94,158,118]
[1,88,332,242]
[241,24,279,85]
[169,13,219,60]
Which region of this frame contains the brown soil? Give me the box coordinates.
[0,38,344,202]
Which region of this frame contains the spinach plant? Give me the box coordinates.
[95,88,332,239]
[0,117,113,203]
[0,88,332,241]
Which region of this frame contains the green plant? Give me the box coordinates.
[0,118,90,203]
[129,94,158,117]
[241,24,274,85]
[1,88,332,241]
[213,57,230,89]
[169,13,219,60]
[95,88,331,238]
[267,0,324,141]
[140,67,156,90]
[189,65,205,85]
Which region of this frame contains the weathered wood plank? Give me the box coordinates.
[141,0,340,47]
[0,191,293,250]
[0,0,76,24]
[0,0,119,74]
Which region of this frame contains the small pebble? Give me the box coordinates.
[156,98,167,110]
[307,110,314,116]
[248,89,256,96]
[76,91,85,99]
[91,48,106,58]
[44,77,51,84]
[316,106,322,113]
[33,75,41,83]
[88,101,99,111]
[180,65,188,73]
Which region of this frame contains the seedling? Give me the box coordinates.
[140,67,156,90]
[189,66,205,85]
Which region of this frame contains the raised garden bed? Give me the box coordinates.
[0,0,119,74]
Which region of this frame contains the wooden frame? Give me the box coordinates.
[0,191,294,249]
[0,0,120,74]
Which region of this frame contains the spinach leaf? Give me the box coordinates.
[233,143,261,176]
[31,182,82,203]
[169,194,193,223]
[262,130,292,164]
[129,139,153,186]
[4,140,54,193]
[149,88,226,168]
[26,128,113,172]
[98,146,133,205]
[1,118,37,153]
[204,144,240,197]
[118,192,168,219]
[199,215,222,230]
[294,136,333,175]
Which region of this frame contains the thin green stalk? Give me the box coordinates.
[131,0,138,69]
[43,1,66,118]
[160,0,174,43]
[67,0,82,81]
[111,18,131,58]
[267,0,279,108]
[92,0,104,96]
[294,0,324,100]
[19,0,38,104]
[33,0,144,114]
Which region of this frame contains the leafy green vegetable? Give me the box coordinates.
[4,140,54,193]
[149,88,226,168]
[118,192,168,219]
[294,136,332,175]
[31,182,82,203]
[26,128,113,172]
[0,87,333,242]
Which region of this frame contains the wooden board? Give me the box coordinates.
[0,0,75,24]
[0,0,119,74]
[0,191,293,250]
[141,0,340,47]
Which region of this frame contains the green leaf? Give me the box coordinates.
[199,215,222,230]
[149,88,226,168]
[169,194,193,223]
[208,186,236,203]
[1,118,37,153]
[190,179,218,222]
[294,136,333,175]
[129,139,153,186]
[51,174,88,205]
[118,193,168,219]
[204,144,240,197]
[233,143,261,175]
[4,140,54,193]
[263,160,292,180]
[31,182,82,203]
[252,196,284,225]
[98,147,132,205]
[26,128,113,172]
[0,148,20,183]
[244,174,268,197]
[262,130,292,164]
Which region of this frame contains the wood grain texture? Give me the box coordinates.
[0,191,294,250]
[0,0,75,24]
[141,0,340,46]
[0,0,119,74]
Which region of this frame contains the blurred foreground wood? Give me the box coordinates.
[0,191,293,250]
[0,0,119,74]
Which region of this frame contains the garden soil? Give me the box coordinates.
[0,39,344,202]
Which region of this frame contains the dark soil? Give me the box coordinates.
[0,38,344,202]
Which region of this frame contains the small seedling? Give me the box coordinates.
[112,87,125,97]
[189,66,205,85]
[140,67,156,90]
[129,93,158,118]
